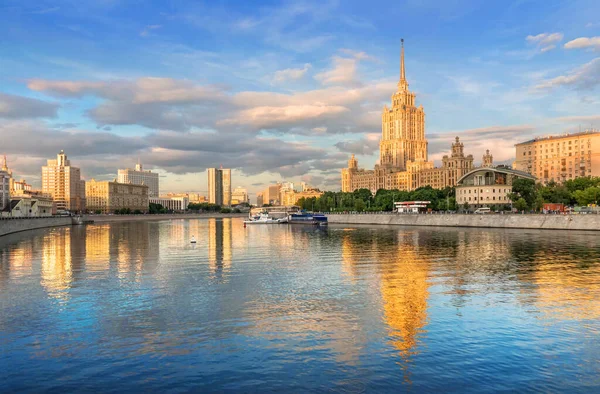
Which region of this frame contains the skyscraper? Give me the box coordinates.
[42,150,86,212]
[341,40,482,193]
[0,156,12,211]
[207,167,232,207]
[117,161,159,197]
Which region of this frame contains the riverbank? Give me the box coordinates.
[0,217,73,237]
[327,212,600,231]
[88,213,247,223]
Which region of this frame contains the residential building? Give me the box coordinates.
[42,150,86,212]
[293,188,324,203]
[0,156,12,212]
[513,129,600,183]
[189,193,207,203]
[456,167,536,210]
[117,161,160,197]
[260,184,282,205]
[279,182,295,206]
[149,196,189,212]
[231,187,249,205]
[1,192,54,218]
[208,167,232,206]
[341,41,484,193]
[86,179,149,214]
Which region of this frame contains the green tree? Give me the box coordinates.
[573,186,600,206]
[514,197,528,212]
[463,201,469,212]
[353,199,366,212]
[510,178,537,207]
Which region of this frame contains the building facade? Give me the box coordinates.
[117,162,159,197]
[42,150,86,212]
[341,42,483,194]
[149,196,189,212]
[86,179,149,214]
[231,187,249,205]
[456,167,536,210]
[208,167,232,206]
[1,156,12,212]
[514,129,600,184]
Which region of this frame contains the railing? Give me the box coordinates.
[0,215,72,221]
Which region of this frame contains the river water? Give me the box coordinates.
[1,218,599,392]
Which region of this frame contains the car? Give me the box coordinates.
[474,207,491,214]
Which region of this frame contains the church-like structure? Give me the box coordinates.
[341,40,493,193]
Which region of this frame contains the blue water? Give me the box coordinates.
[1,218,599,392]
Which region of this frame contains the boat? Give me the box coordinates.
[244,213,288,224]
[287,212,328,226]
[191,236,197,243]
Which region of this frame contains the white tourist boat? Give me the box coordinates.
[244,213,288,224]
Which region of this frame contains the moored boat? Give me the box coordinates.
[244,213,288,224]
[287,213,328,226]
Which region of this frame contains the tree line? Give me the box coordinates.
[296,186,457,212]
[295,176,600,213]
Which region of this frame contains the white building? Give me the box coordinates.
[0,156,12,212]
[117,162,160,197]
[150,196,189,212]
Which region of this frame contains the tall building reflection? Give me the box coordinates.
[379,231,430,365]
[41,228,76,300]
[208,218,232,281]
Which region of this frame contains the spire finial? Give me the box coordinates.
[400,38,406,82]
[2,155,7,171]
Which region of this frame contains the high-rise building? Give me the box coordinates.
[117,161,159,197]
[86,179,149,214]
[341,41,483,193]
[260,184,282,205]
[514,129,600,183]
[231,187,249,205]
[42,150,86,212]
[256,192,264,207]
[207,167,232,206]
[1,156,12,211]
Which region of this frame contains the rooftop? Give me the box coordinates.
[516,129,600,146]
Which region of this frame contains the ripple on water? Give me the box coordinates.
[0,220,599,392]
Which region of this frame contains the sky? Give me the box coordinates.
[1,0,600,199]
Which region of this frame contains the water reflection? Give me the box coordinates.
[1,222,600,392]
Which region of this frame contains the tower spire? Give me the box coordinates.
[400,38,406,82]
[2,155,7,171]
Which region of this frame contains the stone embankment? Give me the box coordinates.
[0,213,248,237]
[327,213,600,231]
[0,217,72,237]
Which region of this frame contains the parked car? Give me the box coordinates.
[474,207,491,214]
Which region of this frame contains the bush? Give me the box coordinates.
[220,208,232,214]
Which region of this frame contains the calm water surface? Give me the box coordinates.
[1,218,599,392]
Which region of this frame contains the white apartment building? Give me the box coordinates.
[117,162,160,197]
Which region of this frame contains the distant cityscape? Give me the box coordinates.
[2,41,600,217]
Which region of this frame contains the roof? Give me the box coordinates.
[457,166,536,185]
[2,199,20,213]
[515,129,600,146]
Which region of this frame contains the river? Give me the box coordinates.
[1,218,599,392]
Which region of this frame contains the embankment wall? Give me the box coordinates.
[327,213,600,231]
[0,217,72,237]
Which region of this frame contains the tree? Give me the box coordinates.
[534,195,544,212]
[573,186,600,206]
[354,199,366,212]
[463,201,469,212]
[510,178,537,208]
[514,198,528,212]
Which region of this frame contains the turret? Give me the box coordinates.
[482,149,493,167]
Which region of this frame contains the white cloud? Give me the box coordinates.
[0,93,59,119]
[526,32,563,53]
[140,24,162,37]
[533,58,600,91]
[564,37,600,50]
[218,105,349,129]
[272,63,311,84]
[314,50,374,87]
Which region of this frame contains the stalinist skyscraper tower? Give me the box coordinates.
[379,39,427,171]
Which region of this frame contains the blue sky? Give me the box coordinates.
[1,0,600,197]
